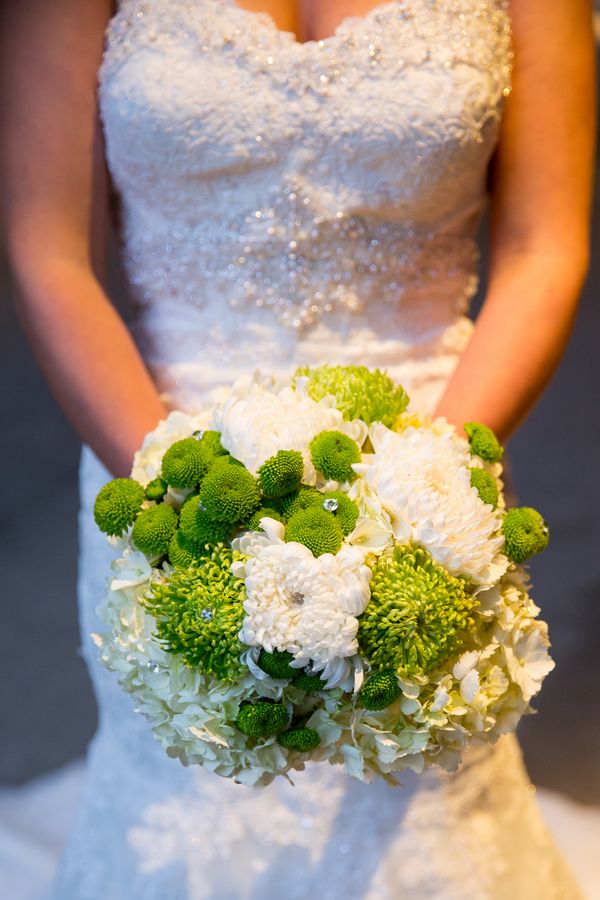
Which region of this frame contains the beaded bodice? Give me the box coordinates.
[99,0,512,413]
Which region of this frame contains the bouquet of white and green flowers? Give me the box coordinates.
[92,365,553,786]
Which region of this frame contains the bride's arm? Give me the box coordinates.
[0,0,167,477]
[433,0,596,442]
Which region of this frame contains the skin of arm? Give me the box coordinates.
[0,0,168,478]
[434,0,597,442]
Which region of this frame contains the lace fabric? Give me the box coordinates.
[97,0,511,413]
[53,1,584,896]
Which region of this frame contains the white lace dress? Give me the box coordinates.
[53,1,584,897]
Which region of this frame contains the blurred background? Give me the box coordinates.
[1,13,599,816]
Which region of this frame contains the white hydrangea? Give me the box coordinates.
[354,422,507,586]
[233,519,372,687]
[503,626,555,702]
[211,372,366,483]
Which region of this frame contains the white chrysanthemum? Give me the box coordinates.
[354,423,507,586]
[211,372,366,483]
[234,519,372,687]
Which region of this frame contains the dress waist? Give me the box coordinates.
[130,310,474,418]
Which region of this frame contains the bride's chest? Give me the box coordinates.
[99,0,512,205]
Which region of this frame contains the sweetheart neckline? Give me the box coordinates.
[228,0,404,49]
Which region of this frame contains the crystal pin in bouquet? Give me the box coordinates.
[92,365,552,786]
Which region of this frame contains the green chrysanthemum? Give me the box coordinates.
[93,478,145,536]
[321,491,359,535]
[357,544,477,677]
[279,486,321,519]
[291,670,327,691]
[144,477,168,502]
[258,450,304,498]
[285,507,343,558]
[309,430,361,482]
[145,543,247,680]
[502,507,549,563]
[277,727,321,752]
[359,670,402,710]
[161,438,211,488]
[131,503,178,557]
[235,701,290,738]
[464,422,504,463]
[244,505,285,531]
[199,464,261,524]
[179,495,232,546]
[257,648,297,680]
[295,364,409,427]
[469,468,499,508]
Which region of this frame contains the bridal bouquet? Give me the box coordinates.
[92,365,553,786]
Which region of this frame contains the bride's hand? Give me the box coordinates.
[0,1,167,477]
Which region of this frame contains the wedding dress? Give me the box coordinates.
[53,1,584,897]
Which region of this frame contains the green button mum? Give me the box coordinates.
[469,467,499,508]
[279,485,321,519]
[359,670,402,710]
[285,507,343,557]
[161,438,212,489]
[464,422,504,463]
[131,503,178,557]
[178,494,232,546]
[167,531,198,568]
[279,487,358,535]
[199,463,261,524]
[321,491,359,535]
[194,429,228,463]
[295,364,409,427]
[291,670,327,691]
[357,544,477,677]
[257,648,297,680]
[258,449,304,498]
[144,477,168,503]
[277,727,321,752]
[243,505,285,531]
[93,478,145,536]
[309,430,361,482]
[167,529,220,567]
[235,701,290,738]
[145,543,247,681]
[502,507,549,563]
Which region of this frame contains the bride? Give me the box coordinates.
[1,1,595,897]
